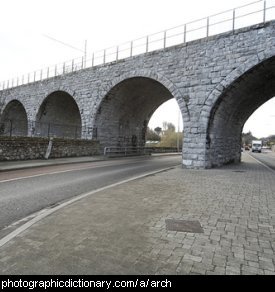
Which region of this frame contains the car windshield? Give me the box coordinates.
[253,144,261,147]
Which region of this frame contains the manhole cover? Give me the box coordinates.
[165,219,204,233]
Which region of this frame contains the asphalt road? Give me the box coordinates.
[0,155,181,231]
[249,150,275,171]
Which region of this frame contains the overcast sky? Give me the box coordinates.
[0,0,274,137]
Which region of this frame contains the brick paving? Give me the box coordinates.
[0,153,275,275]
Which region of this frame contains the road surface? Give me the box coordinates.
[249,150,275,171]
[0,155,181,232]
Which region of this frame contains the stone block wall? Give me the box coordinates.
[0,137,100,161]
[1,21,275,168]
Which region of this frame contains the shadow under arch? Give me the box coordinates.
[35,91,82,139]
[94,76,185,149]
[205,55,275,168]
[0,100,28,137]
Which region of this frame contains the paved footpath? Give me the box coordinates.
[0,153,275,275]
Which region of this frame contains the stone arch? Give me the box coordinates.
[93,72,187,149]
[201,49,275,123]
[35,90,82,139]
[0,99,28,137]
[34,85,84,118]
[93,70,189,124]
[202,52,275,168]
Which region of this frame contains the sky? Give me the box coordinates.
[0,0,274,138]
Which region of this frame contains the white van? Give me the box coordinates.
[252,140,262,153]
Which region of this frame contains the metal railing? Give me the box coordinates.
[0,119,97,140]
[103,146,182,157]
[104,147,151,157]
[1,0,275,91]
[145,147,182,154]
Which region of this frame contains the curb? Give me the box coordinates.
[0,166,175,249]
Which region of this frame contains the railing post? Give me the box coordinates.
[17,77,19,87]
[55,65,57,76]
[34,71,36,82]
[184,24,187,43]
[47,67,49,78]
[92,53,95,67]
[206,17,210,37]
[130,41,133,57]
[263,0,266,24]
[233,9,236,33]
[63,62,66,74]
[103,49,106,64]
[116,46,119,61]
[164,30,167,49]
[40,69,43,80]
[72,59,74,72]
[146,36,149,53]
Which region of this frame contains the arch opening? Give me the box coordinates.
[0,100,28,137]
[94,77,182,150]
[206,56,275,168]
[146,99,183,149]
[35,91,82,139]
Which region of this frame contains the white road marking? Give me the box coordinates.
[247,153,275,175]
[0,166,175,248]
[0,158,162,184]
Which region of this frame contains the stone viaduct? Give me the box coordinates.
[0,21,275,169]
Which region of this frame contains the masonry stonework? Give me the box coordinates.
[0,137,100,161]
[1,22,275,168]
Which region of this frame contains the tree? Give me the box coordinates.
[145,127,161,142]
[266,135,275,146]
[157,122,183,148]
[162,122,175,132]
[154,127,162,136]
[242,131,257,146]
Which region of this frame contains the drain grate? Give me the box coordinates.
[165,219,204,233]
[233,170,246,173]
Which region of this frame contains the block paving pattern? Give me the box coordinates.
[0,153,275,275]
